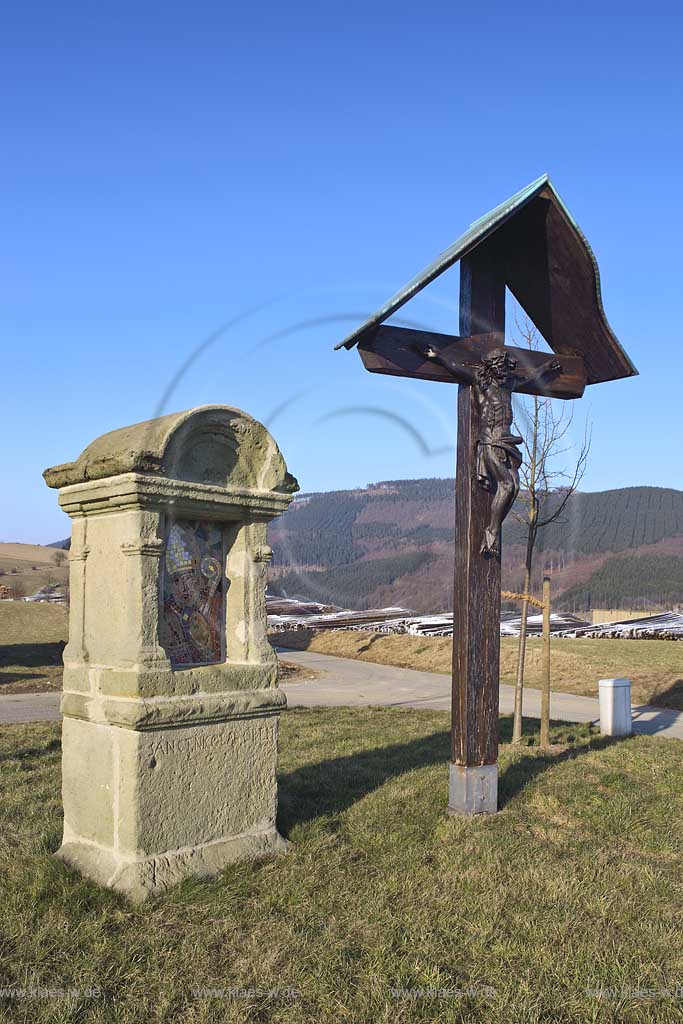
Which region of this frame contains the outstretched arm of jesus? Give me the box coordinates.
[410,343,478,385]
[515,356,562,390]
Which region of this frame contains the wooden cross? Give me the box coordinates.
[336,176,637,815]
[353,250,586,812]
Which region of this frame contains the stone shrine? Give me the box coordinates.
[44,405,298,900]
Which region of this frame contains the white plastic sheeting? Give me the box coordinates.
[557,611,683,640]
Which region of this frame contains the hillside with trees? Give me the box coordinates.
[268,481,683,613]
[503,487,683,556]
[46,482,683,613]
[561,555,683,611]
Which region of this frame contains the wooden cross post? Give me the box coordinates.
[352,254,585,814]
[451,251,505,812]
[335,177,637,815]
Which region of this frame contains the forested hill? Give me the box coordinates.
[505,487,683,556]
[267,481,683,613]
[561,555,683,611]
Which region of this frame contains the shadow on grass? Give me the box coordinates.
[357,634,384,655]
[0,671,50,686]
[645,679,683,712]
[0,738,61,764]
[0,641,65,688]
[279,727,451,832]
[0,641,65,669]
[279,714,634,831]
[273,630,315,652]
[498,724,634,810]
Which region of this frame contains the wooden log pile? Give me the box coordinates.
[557,611,683,641]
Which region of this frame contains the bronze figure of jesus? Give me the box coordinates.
[415,344,561,556]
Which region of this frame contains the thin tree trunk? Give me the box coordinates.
[512,522,536,744]
[540,575,551,746]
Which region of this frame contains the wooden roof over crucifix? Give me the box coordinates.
[335,174,637,386]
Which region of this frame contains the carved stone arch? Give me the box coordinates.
[43,403,299,496]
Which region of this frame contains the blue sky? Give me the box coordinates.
[2,1,682,542]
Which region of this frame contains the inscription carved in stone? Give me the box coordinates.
[146,724,272,761]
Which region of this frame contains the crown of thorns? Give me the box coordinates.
[482,349,516,367]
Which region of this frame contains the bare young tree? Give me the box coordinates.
[8,578,29,599]
[510,314,591,745]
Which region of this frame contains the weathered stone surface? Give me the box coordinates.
[58,827,290,904]
[43,405,300,494]
[45,405,298,901]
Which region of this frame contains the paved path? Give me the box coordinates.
[279,649,683,740]
[0,691,62,724]
[1,649,682,741]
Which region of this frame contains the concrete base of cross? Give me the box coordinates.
[448,763,498,816]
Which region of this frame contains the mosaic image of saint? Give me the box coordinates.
[160,520,225,666]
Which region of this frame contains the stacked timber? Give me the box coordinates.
[267,597,413,633]
[557,611,683,640]
[500,612,589,636]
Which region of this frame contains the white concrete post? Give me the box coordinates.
[598,678,632,736]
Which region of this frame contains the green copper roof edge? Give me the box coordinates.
[334,174,550,351]
[334,175,638,379]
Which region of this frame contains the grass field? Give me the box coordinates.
[0,541,68,598]
[2,709,683,1022]
[0,602,68,693]
[275,629,683,710]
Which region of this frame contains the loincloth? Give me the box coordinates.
[477,435,523,483]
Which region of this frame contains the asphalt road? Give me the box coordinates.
[1,648,682,740]
[280,650,683,740]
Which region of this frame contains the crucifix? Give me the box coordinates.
[336,175,637,814]
[411,336,561,557]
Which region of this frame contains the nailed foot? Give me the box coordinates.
[480,529,500,558]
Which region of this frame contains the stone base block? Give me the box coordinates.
[57,706,288,901]
[448,763,498,816]
[57,827,291,903]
